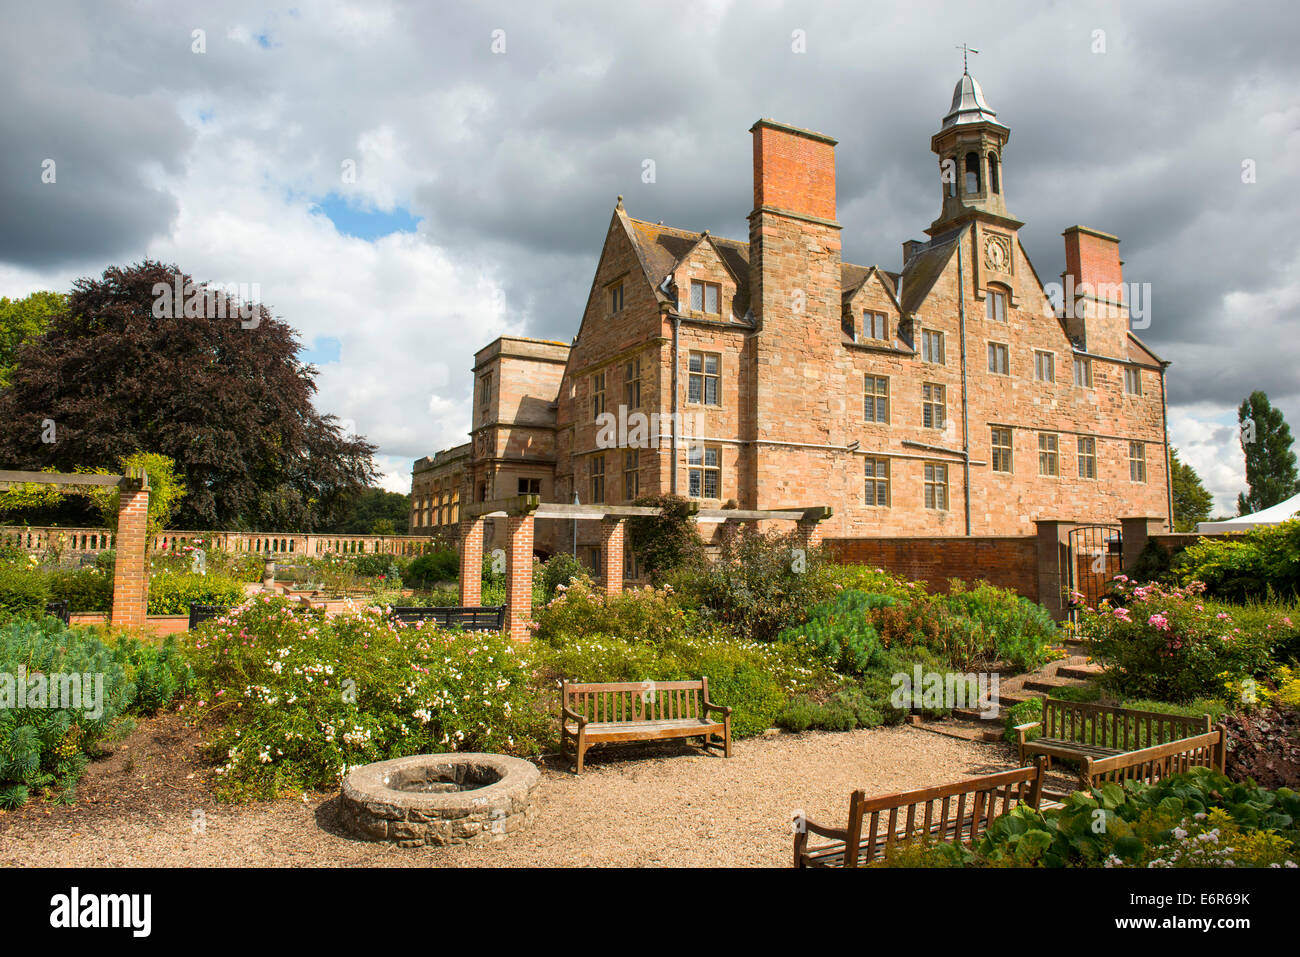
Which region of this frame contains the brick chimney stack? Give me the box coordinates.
[746,119,843,508]
[1061,225,1129,359]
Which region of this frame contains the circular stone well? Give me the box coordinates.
[340,753,540,847]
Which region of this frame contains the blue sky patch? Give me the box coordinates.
[302,335,342,366]
[312,193,422,240]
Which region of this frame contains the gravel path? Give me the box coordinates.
[0,725,1017,868]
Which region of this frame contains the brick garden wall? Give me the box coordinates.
[824,535,1040,601]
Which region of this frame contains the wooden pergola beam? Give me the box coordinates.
[696,505,832,523]
[0,470,125,489]
[463,493,542,520]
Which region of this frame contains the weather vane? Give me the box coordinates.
[956,44,980,74]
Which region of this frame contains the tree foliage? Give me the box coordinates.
[0,262,376,530]
[1169,447,1214,532]
[1237,390,1299,515]
[320,487,411,534]
[0,291,66,387]
[626,493,703,580]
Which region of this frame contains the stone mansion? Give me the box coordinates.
[410,71,1173,564]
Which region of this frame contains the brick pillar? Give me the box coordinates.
[1121,516,1167,574]
[795,517,824,551]
[505,514,534,641]
[600,519,626,597]
[1035,520,1072,620]
[458,517,484,606]
[110,481,150,628]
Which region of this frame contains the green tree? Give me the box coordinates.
[626,493,703,580]
[0,291,66,386]
[1169,447,1213,532]
[1236,391,1299,515]
[321,487,411,534]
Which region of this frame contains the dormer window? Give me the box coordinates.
[691,280,720,314]
[863,310,888,342]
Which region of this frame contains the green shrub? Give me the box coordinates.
[1173,519,1300,602]
[110,635,194,715]
[0,619,136,807]
[405,549,460,588]
[1002,699,1043,745]
[47,566,113,612]
[183,597,548,801]
[0,564,51,622]
[146,571,245,616]
[536,552,592,603]
[533,579,692,645]
[941,580,1057,671]
[671,530,832,642]
[775,589,892,674]
[626,493,704,580]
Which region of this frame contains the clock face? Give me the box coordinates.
[985,237,1007,270]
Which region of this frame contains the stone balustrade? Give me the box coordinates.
[1,526,445,557]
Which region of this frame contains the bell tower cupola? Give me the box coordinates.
[928,66,1019,236]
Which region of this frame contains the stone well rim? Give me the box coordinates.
[341,752,540,816]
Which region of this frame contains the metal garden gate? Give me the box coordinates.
[1066,524,1123,615]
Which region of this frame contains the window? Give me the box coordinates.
[591,371,606,418]
[863,311,888,341]
[922,383,946,429]
[945,156,957,197]
[964,151,981,194]
[924,463,948,510]
[991,427,1013,473]
[609,282,624,315]
[687,351,720,405]
[1034,350,1055,383]
[517,478,542,495]
[624,449,640,500]
[1073,357,1093,387]
[988,151,1000,194]
[478,373,492,408]
[688,444,720,499]
[864,375,889,423]
[690,280,720,314]
[588,547,602,579]
[1038,433,1059,476]
[1129,442,1147,482]
[590,454,605,504]
[985,289,1007,322]
[988,342,1010,375]
[1078,437,1097,479]
[864,457,890,506]
[623,358,641,409]
[1124,367,1143,396]
[921,329,946,364]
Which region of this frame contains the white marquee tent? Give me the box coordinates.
[1196,491,1300,533]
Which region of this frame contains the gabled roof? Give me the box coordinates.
[897,225,967,314]
[623,212,878,317]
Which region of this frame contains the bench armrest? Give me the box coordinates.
[793,813,851,866]
[1013,721,1040,764]
[1013,721,1041,734]
[561,706,588,728]
[702,699,732,717]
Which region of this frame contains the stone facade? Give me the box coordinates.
[412,72,1173,560]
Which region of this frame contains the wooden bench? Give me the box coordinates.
[1015,698,1212,788]
[560,679,731,773]
[794,760,1046,867]
[389,605,505,632]
[1080,727,1225,789]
